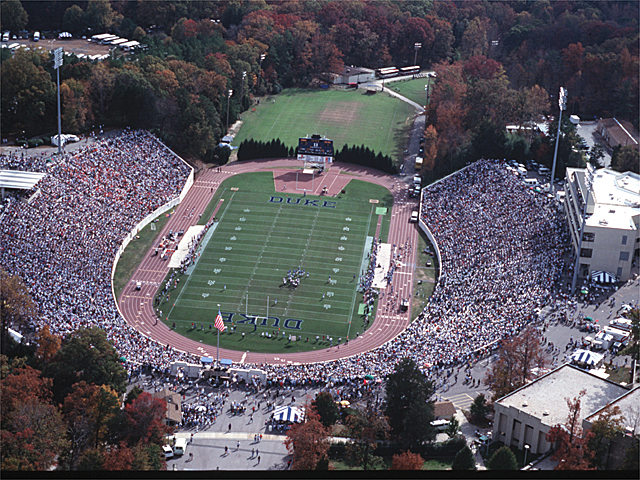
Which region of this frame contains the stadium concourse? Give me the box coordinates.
[1,131,563,387]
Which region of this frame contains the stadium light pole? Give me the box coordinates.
[413,43,422,67]
[256,53,266,94]
[54,47,63,154]
[550,87,567,196]
[226,89,233,132]
[570,163,594,295]
[240,71,247,110]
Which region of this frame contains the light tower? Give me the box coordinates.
[550,87,567,196]
[413,43,422,67]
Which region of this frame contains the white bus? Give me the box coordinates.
[91,33,113,43]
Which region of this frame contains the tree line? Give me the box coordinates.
[1,0,637,171]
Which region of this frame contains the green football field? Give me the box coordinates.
[233,88,416,162]
[160,172,393,354]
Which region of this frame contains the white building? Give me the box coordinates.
[564,167,639,282]
[492,364,629,455]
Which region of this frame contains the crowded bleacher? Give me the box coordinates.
[1,132,563,385]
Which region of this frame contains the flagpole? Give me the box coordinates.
[217,304,220,369]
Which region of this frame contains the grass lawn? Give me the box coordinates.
[158,171,393,354]
[411,230,438,320]
[233,88,416,162]
[388,77,435,108]
[113,211,172,298]
[329,457,453,470]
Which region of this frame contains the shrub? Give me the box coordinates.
[451,445,476,470]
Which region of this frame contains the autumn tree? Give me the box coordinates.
[0,268,37,354]
[485,326,545,401]
[421,124,438,178]
[345,403,389,471]
[546,390,596,470]
[312,391,340,428]
[121,392,170,446]
[391,450,424,470]
[0,366,68,471]
[284,405,330,470]
[34,325,61,368]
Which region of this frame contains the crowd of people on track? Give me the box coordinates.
[2,131,564,386]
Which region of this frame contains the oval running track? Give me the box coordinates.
[118,159,420,365]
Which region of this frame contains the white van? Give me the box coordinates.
[173,437,187,456]
[431,419,449,432]
[162,445,174,458]
[524,178,538,187]
[2,31,9,42]
[33,31,40,42]
[538,166,550,176]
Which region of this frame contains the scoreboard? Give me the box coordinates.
[297,137,334,164]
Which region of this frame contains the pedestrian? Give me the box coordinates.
[236,441,240,450]
[190,433,194,443]
[228,423,232,432]
[224,446,228,455]
[258,455,260,464]
[252,448,255,457]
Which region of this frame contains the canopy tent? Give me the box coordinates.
[272,406,304,423]
[58,32,72,38]
[364,374,375,380]
[570,349,604,367]
[200,356,213,364]
[591,271,618,284]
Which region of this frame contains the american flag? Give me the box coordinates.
[214,311,226,332]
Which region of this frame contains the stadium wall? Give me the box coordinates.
[110,150,194,322]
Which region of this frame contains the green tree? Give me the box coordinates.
[486,445,518,470]
[62,4,87,34]
[1,0,28,33]
[345,403,389,471]
[312,392,340,428]
[452,445,476,470]
[469,394,489,424]
[0,50,56,135]
[85,0,122,33]
[444,417,460,439]
[610,145,640,174]
[384,358,435,446]
[586,405,626,469]
[43,327,128,405]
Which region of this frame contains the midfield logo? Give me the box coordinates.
[269,196,337,208]
[216,311,303,330]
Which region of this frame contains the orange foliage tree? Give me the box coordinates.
[391,450,424,470]
[284,404,331,470]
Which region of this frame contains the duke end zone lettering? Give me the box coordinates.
[218,312,303,330]
[270,196,336,208]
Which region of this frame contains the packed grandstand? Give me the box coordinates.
[1,131,564,384]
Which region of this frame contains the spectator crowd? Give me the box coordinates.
[2,135,563,386]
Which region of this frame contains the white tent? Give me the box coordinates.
[272,406,304,423]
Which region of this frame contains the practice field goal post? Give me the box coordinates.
[295,167,318,192]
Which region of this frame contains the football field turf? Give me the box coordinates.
[161,172,393,354]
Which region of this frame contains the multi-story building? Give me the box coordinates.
[564,167,639,282]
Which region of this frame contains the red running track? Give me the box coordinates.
[118,159,420,365]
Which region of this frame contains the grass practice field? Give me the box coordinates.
[159,172,393,354]
[233,88,416,162]
[388,77,435,108]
